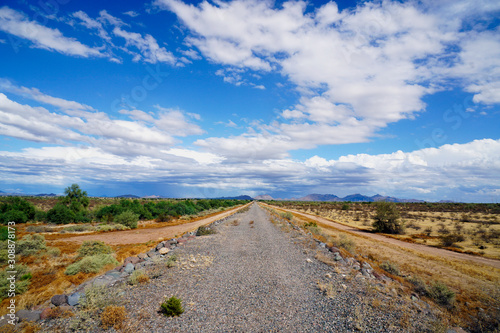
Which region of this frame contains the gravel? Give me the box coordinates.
[39,203,438,332]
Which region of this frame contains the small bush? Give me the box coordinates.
[100,305,127,330]
[46,204,75,224]
[341,203,349,211]
[46,247,61,257]
[0,226,8,241]
[65,254,118,275]
[0,264,31,300]
[0,210,28,224]
[407,275,428,295]
[439,234,465,247]
[428,281,455,306]
[79,284,119,310]
[332,234,355,253]
[160,296,184,317]
[166,255,177,268]
[77,240,113,257]
[114,210,139,229]
[372,202,405,234]
[380,261,400,276]
[96,224,129,232]
[16,234,47,256]
[196,226,216,236]
[280,212,294,221]
[62,225,95,233]
[128,270,150,285]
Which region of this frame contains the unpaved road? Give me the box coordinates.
[267,204,500,269]
[115,203,435,332]
[61,204,250,245]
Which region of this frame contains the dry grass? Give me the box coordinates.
[100,305,127,330]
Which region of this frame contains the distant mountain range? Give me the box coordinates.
[254,193,425,203]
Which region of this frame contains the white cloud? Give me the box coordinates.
[0,6,103,57]
[0,78,94,112]
[0,85,204,155]
[123,11,140,18]
[113,26,175,64]
[158,0,499,160]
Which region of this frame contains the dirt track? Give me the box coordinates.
[267,204,500,270]
[60,204,250,245]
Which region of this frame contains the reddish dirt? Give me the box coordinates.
[57,204,249,245]
[274,205,500,270]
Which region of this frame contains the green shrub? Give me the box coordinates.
[372,201,405,234]
[34,210,47,222]
[341,203,350,210]
[196,226,216,236]
[380,261,400,276]
[0,226,9,241]
[46,247,61,257]
[77,240,113,257]
[47,204,75,224]
[65,254,118,275]
[114,210,139,229]
[428,281,455,306]
[96,224,129,232]
[0,210,28,224]
[160,296,184,317]
[0,264,31,300]
[16,234,47,256]
[166,254,177,268]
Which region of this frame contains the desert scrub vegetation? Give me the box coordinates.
[128,269,150,285]
[0,264,31,300]
[100,305,127,330]
[372,201,405,234]
[114,210,139,229]
[65,241,117,275]
[160,296,184,317]
[196,225,216,236]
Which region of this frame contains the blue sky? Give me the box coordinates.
[0,0,499,202]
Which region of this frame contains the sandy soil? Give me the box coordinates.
[58,204,250,245]
[270,205,500,269]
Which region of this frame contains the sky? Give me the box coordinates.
[0,0,499,202]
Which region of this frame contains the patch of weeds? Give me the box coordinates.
[96,223,129,232]
[380,261,400,276]
[407,275,428,295]
[79,284,120,310]
[100,305,127,330]
[280,212,294,221]
[333,234,355,253]
[77,240,113,257]
[65,254,118,275]
[196,226,216,236]
[160,296,184,317]
[0,264,31,300]
[46,306,74,319]
[428,281,455,307]
[45,246,61,258]
[69,310,98,332]
[128,269,150,285]
[61,225,95,233]
[25,225,55,233]
[16,234,47,256]
[166,254,177,268]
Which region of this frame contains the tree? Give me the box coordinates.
[372,201,405,234]
[61,184,89,213]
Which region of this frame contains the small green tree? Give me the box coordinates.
[62,184,89,213]
[114,210,139,229]
[47,203,75,224]
[372,201,404,234]
[160,296,184,317]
